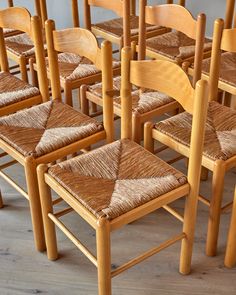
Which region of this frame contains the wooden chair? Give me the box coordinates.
[81,4,206,143]
[138,2,212,65]
[83,0,169,52]
[37,48,208,295]
[0,20,114,252]
[41,15,120,107]
[0,7,47,117]
[144,18,236,257]
[225,186,236,268]
[4,0,47,82]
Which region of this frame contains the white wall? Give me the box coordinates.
[0,0,230,36]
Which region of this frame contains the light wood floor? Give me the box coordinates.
[0,100,236,295]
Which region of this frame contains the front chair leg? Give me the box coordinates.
[19,56,28,83]
[64,82,73,106]
[144,122,154,153]
[25,156,46,252]
[80,84,89,115]
[206,160,226,256]
[132,112,142,144]
[37,164,58,260]
[96,218,111,295]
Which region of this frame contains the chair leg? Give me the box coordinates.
[206,160,226,256]
[37,164,58,260]
[132,112,142,143]
[224,92,232,107]
[179,188,199,275]
[29,58,38,87]
[91,102,98,114]
[96,218,111,295]
[64,82,73,106]
[200,166,209,181]
[0,189,3,208]
[224,187,236,268]
[80,85,89,115]
[25,156,46,252]
[144,122,154,153]
[19,56,28,83]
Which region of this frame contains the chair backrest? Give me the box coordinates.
[0,7,49,101]
[121,46,209,186]
[45,21,114,141]
[84,0,133,46]
[208,18,236,101]
[138,3,206,87]
[225,0,235,29]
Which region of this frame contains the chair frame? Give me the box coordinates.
[138,2,211,67]
[4,0,47,82]
[37,48,209,295]
[0,19,113,252]
[144,18,236,257]
[224,186,236,268]
[84,0,169,51]
[0,7,45,116]
[81,5,206,143]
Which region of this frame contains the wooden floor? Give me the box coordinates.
[0,100,236,294]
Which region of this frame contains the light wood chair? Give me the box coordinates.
[81,4,206,143]
[4,0,47,82]
[144,18,236,257]
[225,186,236,268]
[0,20,114,252]
[0,7,47,117]
[37,48,209,295]
[193,7,236,109]
[138,2,212,66]
[83,0,169,52]
[41,16,120,107]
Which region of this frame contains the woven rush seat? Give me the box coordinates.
[0,72,40,108]
[92,16,161,38]
[48,139,187,220]
[146,31,212,60]
[0,100,103,158]
[5,32,36,57]
[155,101,236,161]
[46,52,121,82]
[88,76,174,114]
[3,28,21,36]
[202,52,236,88]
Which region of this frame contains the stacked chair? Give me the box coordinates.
[0,0,236,294]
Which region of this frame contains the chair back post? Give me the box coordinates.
[32,15,50,102]
[84,0,91,30]
[8,0,13,7]
[192,13,206,87]
[225,0,235,29]
[72,0,80,27]
[138,0,146,60]
[101,40,114,143]
[121,47,132,140]
[39,0,48,27]
[45,19,62,101]
[180,79,209,272]
[233,12,236,28]
[208,18,224,101]
[0,27,9,71]
[123,0,131,47]
[130,0,136,16]
[178,0,186,6]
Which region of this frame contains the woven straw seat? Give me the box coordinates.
[0,100,103,158]
[155,101,236,161]
[146,31,212,60]
[3,28,21,36]
[202,52,236,88]
[88,76,174,114]
[92,16,161,38]
[48,139,187,220]
[46,52,120,82]
[0,72,40,108]
[5,32,36,57]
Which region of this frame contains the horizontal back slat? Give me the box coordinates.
[145,4,197,39]
[221,28,236,52]
[0,7,31,35]
[53,27,102,69]
[130,60,195,114]
[88,0,123,16]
